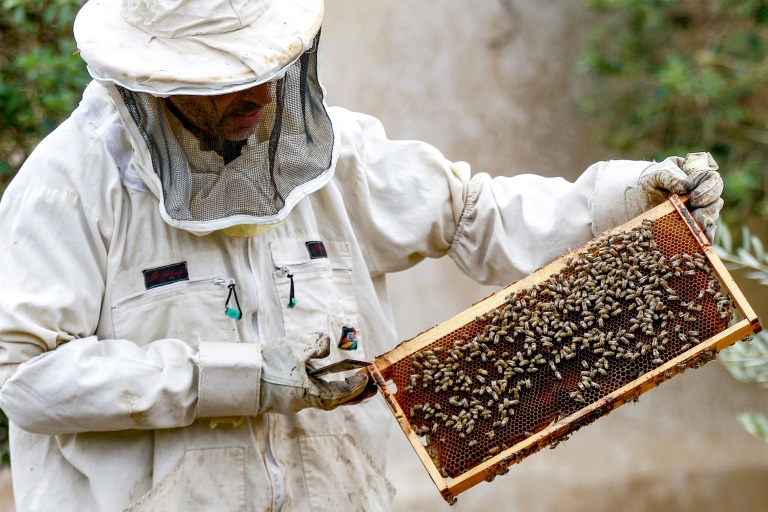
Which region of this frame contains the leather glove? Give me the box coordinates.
[682,152,724,242]
[259,332,373,414]
[626,152,724,241]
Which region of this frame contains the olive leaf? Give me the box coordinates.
[738,411,768,443]
[714,221,768,284]
[715,219,768,441]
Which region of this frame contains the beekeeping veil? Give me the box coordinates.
[74,0,334,234]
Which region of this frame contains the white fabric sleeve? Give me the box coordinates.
[0,336,199,434]
[331,107,471,276]
[590,159,651,235]
[330,107,651,287]
[196,342,261,418]
[450,160,652,285]
[0,153,260,434]
[0,337,263,434]
[449,171,596,284]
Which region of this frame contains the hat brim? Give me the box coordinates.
[75,0,323,96]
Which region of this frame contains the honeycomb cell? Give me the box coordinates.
[387,213,734,478]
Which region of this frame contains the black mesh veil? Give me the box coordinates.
[117,33,334,226]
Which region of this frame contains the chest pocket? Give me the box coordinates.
[110,250,232,345]
[270,239,364,365]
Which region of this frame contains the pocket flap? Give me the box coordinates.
[112,250,225,304]
[269,239,351,268]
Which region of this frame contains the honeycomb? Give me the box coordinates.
[387,212,734,479]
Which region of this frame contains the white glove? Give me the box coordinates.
[626,152,723,241]
[682,152,724,241]
[259,332,373,414]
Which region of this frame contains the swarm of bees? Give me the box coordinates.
[401,219,734,478]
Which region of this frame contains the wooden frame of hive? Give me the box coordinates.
[365,195,762,504]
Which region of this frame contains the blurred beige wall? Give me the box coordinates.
[2,3,767,512]
[321,1,768,511]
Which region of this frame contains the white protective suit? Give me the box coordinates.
[0,80,649,511]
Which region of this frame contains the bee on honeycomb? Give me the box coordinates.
[398,217,734,478]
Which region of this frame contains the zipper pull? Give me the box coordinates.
[287,274,297,309]
[275,266,297,309]
[225,280,242,320]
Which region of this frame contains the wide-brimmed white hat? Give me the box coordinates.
[74,0,324,96]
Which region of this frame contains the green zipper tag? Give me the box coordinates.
[288,297,297,309]
[225,307,242,320]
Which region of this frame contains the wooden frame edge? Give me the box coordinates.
[369,195,763,503]
[443,318,757,497]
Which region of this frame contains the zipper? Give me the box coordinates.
[274,259,329,275]
[244,239,285,511]
[243,240,260,343]
[111,277,227,311]
[274,262,351,310]
[274,261,352,276]
[265,416,286,512]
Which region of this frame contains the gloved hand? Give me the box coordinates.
[259,332,375,414]
[626,152,724,241]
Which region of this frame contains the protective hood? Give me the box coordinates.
[109,34,338,235]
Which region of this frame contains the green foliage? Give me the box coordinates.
[0,0,90,191]
[580,0,768,225]
[720,333,768,387]
[738,411,768,441]
[0,0,89,464]
[716,221,768,442]
[715,220,768,284]
[0,409,6,466]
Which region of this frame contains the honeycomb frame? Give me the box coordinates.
[366,196,762,505]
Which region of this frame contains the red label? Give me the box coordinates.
[142,262,189,289]
[306,241,327,259]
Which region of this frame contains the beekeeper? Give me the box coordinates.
[0,0,723,511]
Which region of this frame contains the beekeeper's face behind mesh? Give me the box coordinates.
[167,83,274,142]
[74,0,335,234]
